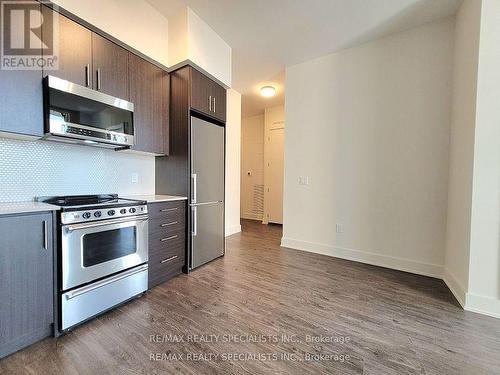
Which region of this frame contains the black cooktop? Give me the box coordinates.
[37,194,146,210]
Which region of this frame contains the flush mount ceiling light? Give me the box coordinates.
[260,86,276,98]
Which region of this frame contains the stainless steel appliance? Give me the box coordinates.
[43,76,134,149]
[190,116,225,269]
[37,194,148,331]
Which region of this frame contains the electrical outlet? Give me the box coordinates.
[131,172,139,183]
[336,224,344,233]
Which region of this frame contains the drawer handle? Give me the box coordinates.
[161,221,178,227]
[160,235,178,242]
[160,207,178,212]
[161,255,178,264]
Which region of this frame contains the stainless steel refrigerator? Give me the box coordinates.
[190,116,225,269]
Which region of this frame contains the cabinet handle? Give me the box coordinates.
[160,235,178,242]
[209,95,212,112]
[43,220,48,250]
[160,207,178,212]
[213,97,216,113]
[161,221,178,227]
[85,64,90,87]
[161,255,178,264]
[96,68,101,91]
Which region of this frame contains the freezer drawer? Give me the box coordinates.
[191,202,224,269]
[61,264,148,330]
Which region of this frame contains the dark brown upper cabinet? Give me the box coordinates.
[190,68,226,122]
[92,33,129,99]
[42,5,92,87]
[0,2,43,137]
[210,80,227,122]
[129,53,169,155]
[42,5,129,100]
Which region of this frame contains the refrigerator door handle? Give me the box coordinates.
[191,173,197,204]
[191,206,197,236]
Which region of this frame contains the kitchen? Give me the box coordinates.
[2,0,500,374]
[0,0,228,359]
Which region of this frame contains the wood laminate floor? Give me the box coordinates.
[1,219,499,374]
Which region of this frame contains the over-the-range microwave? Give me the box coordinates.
[43,75,134,149]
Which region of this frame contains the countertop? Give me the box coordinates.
[123,194,188,203]
[0,201,60,216]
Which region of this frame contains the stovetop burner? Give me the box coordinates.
[37,194,148,224]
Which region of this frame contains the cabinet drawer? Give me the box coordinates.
[149,216,185,236]
[148,252,184,288]
[148,200,185,220]
[149,231,185,255]
[150,240,184,264]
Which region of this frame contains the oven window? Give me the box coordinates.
[82,227,137,267]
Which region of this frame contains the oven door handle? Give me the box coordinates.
[65,264,148,300]
[64,215,148,232]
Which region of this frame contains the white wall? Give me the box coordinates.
[443,0,481,306]
[241,114,265,220]
[282,18,455,278]
[225,89,242,236]
[168,7,232,87]
[51,0,169,66]
[0,137,154,202]
[467,0,500,318]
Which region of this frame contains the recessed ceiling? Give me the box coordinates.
[146,0,461,117]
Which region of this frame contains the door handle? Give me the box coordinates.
[85,64,90,87]
[65,215,148,232]
[160,207,178,212]
[160,235,178,242]
[209,95,212,112]
[191,206,197,236]
[191,173,197,204]
[65,264,148,300]
[161,221,178,227]
[161,255,178,264]
[96,68,101,91]
[213,97,216,113]
[43,220,48,250]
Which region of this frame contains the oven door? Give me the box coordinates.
[61,215,148,291]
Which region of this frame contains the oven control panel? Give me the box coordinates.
[61,205,148,224]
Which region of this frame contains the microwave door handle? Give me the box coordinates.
[65,215,148,232]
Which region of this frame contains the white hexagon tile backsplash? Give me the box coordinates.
[0,137,155,202]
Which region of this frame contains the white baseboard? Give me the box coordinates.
[442,269,466,307]
[465,294,500,319]
[225,224,241,237]
[281,237,443,279]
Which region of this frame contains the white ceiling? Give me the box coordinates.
[147,0,461,117]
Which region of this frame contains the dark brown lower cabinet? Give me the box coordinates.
[0,213,54,359]
[148,200,186,288]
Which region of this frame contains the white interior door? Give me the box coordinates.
[265,127,284,224]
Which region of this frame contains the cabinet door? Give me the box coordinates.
[129,53,167,155]
[42,5,92,86]
[211,81,227,122]
[92,33,129,99]
[190,68,212,116]
[0,213,53,358]
[0,2,43,137]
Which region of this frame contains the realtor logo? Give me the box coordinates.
[1,0,58,70]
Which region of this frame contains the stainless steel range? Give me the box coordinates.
[37,194,149,331]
